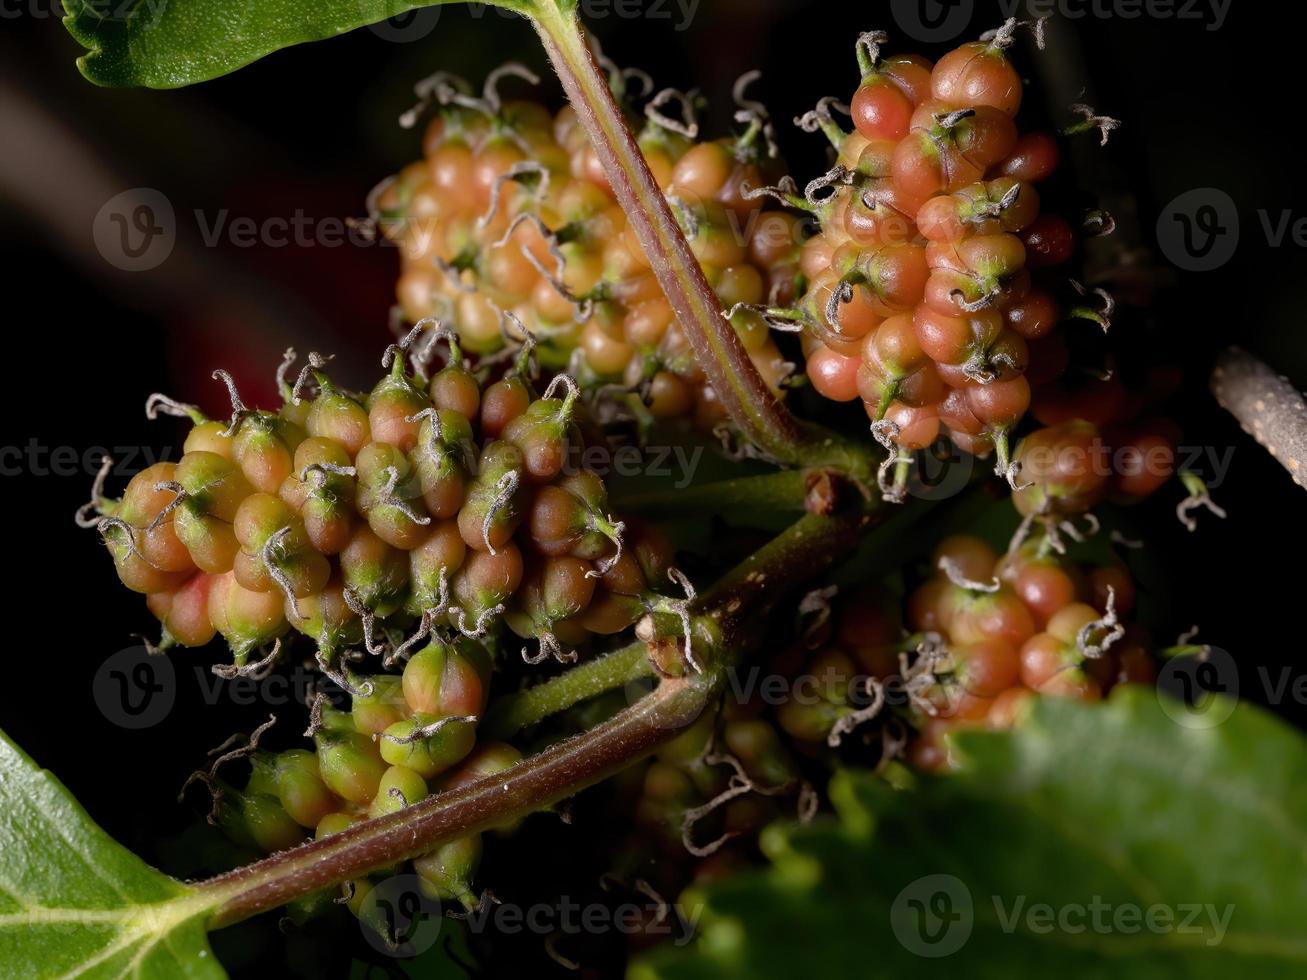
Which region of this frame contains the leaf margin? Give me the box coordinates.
[0,727,226,979]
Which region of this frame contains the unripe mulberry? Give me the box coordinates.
[774,24,1120,490]
[378,68,800,426]
[87,335,658,671]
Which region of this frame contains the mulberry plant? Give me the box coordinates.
[3,2,1304,979]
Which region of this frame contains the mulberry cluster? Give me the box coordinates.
[902,532,1154,770]
[377,66,800,427]
[636,709,803,860]
[84,329,671,669]
[219,644,518,912]
[767,529,1154,772]
[1011,363,1187,518]
[778,24,1110,479]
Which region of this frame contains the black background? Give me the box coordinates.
[1,0,1302,976]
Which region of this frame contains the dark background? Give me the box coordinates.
[0,0,1301,975]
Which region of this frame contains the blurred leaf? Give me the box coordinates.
[61,0,532,88]
[635,687,1307,979]
[0,729,224,978]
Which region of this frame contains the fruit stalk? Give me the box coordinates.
[201,670,714,928]
[532,5,846,468]
[195,495,878,928]
[704,507,879,632]
[484,639,652,737]
[613,469,813,516]
[1211,346,1307,492]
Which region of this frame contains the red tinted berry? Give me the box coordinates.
[852,77,914,142]
[807,346,862,402]
[1012,421,1111,517]
[1021,214,1076,267]
[953,638,1020,699]
[931,40,1023,115]
[998,132,1061,182]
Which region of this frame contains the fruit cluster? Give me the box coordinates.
[1013,364,1183,517]
[636,706,801,858]
[790,26,1098,473]
[768,528,1154,772]
[377,68,800,426]
[904,531,1155,770]
[88,333,671,668]
[220,641,518,911]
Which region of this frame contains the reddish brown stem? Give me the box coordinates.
[532,8,818,464]
[194,493,888,930]
[200,674,712,928]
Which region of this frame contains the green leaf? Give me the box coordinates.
[61,0,530,89]
[636,688,1307,979]
[0,729,225,978]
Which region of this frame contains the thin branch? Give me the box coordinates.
[1211,346,1307,492]
[199,675,715,929]
[531,8,841,468]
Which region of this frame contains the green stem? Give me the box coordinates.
[614,469,811,516]
[483,641,652,739]
[703,507,878,639]
[531,6,863,473]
